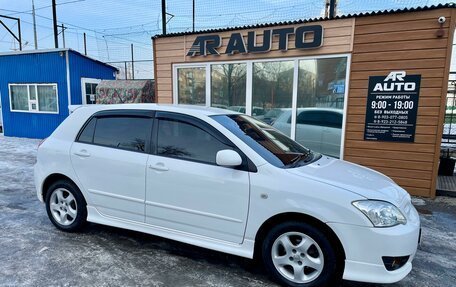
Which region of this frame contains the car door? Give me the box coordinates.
[70,110,153,222]
[320,111,343,158]
[145,112,250,244]
[295,110,323,152]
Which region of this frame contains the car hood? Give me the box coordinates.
[286,155,409,206]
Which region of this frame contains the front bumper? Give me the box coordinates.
[328,205,420,284]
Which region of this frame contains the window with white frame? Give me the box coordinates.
[9,84,58,113]
[81,78,101,105]
[174,55,349,158]
[177,67,206,105]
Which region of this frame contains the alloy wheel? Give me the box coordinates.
[49,188,78,226]
[271,231,324,283]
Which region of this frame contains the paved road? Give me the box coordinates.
[1,134,455,287]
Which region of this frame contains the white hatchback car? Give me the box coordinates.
[273,108,343,158]
[35,104,420,287]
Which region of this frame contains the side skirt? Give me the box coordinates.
[86,206,255,259]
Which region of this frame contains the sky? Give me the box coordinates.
[0,0,454,78]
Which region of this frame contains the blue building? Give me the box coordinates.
[0,48,117,138]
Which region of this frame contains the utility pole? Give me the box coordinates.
[83,32,87,55]
[60,24,66,48]
[329,0,336,19]
[325,0,337,19]
[32,0,38,49]
[52,0,58,48]
[17,19,21,50]
[192,0,195,32]
[0,15,22,51]
[161,0,166,35]
[131,44,135,80]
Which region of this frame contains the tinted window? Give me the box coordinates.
[93,116,152,152]
[321,111,342,128]
[297,111,322,126]
[78,118,96,143]
[157,119,232,164]
[296,111,342,128]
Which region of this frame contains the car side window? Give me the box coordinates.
[321,111,343,128]
[88,116,152,152]
[157,118,232,164]
[77,117,96,144]
[296,111,342,128]
[297,111,323,126]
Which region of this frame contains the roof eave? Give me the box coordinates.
[152,3,456,39]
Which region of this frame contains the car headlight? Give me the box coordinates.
[352,200,407,227]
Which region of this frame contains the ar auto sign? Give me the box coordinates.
[186,25,323,56]
[364,71,421,142]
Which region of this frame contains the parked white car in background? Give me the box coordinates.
[273,108,343,158]
[35,104,420,287]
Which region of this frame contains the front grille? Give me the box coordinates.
[382,256,410,271]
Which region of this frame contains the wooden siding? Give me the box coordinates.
[153,8,456,197]
[153,18,355,104]
[344,8,456,197]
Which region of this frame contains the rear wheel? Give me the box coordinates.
[45,180,87,232]
[261,221,341,287]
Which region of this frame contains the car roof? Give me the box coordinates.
[70,103,240,117]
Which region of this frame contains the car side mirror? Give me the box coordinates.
[216,149,242,167]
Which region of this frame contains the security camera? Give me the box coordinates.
[438,16,446,24]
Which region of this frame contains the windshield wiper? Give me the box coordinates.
[287,151,313,168]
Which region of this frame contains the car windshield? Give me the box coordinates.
[264,109,284,118]
[212,114,320,168]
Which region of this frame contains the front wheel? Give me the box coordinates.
[261,221,341,287]
[45,180,87,232]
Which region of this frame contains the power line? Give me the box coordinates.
[2,0,86,16]
[0,22,17,41]
[1,7,152,47]
[1,7,150,45]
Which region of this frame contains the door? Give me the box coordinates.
[70,112,153,222]
[145,112,250,244]
[320,111,343,158]
[81,78,101,104]
[295,110,323,152]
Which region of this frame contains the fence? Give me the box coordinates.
[106,60,154,80]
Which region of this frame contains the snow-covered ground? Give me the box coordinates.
[0,134,455,287]
[0,134,40,194]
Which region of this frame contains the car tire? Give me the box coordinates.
[45,179,87,232]
[261,221,341,287]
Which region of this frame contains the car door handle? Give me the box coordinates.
[73,150,91,157]
[148,163,169,172]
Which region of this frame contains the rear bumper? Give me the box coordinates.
[328,216,420,284]
[34,163,44,202]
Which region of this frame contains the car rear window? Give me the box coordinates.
[77,116,152,153]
